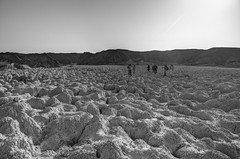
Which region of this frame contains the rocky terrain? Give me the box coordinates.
[0,65,240,159]
[1,47,240,67]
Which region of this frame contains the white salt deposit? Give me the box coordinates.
[0,65,240,158]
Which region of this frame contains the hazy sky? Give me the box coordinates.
[0,0,240,53]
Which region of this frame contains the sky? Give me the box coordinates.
[0,0,240,53]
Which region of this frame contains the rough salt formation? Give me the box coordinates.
[0,65,240,159]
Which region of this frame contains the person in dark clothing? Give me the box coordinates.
[133,65,136,74]
[163,65,169,76]
[152,65,158,74]
[127,64,132,76]
[147,65,150,72]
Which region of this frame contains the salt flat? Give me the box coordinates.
[0,65,240,159]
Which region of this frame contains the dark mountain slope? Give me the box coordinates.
[0,47,240,67]
[192,48,240,66]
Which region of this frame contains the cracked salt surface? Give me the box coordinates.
[0,65,240,159]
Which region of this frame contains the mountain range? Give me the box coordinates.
[0,47,240,67]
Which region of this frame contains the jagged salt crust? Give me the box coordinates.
[0,65,240,159]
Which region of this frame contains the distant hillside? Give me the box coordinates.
[0,47,240,67]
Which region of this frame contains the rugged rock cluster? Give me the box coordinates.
[0,65,240,159]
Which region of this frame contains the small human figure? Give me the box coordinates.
[127,64,132,76]
[133,65,136,74]
[152,65,158,74]
[147,65,150,72]
[155,65,158,73]
[163,65,169,76]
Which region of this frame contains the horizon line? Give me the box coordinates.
[0,46,240,54]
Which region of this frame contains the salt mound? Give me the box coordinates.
[0,97,9,106]
[107,96,118,104]
[26,97,46,109]
[216,83,237,93]
[117,105,152,120]
[41,111,93,151]
[46,96,60,106]
[148,128,184,153]
[0,117,22,136]
[49,86,62,95]
[0,87,6,97]
[0,102,42,144]
[21,86,38,96]
[56,92,72,104]
[0,117,37,158]
[78,115,108,144]
[38,87,49,97]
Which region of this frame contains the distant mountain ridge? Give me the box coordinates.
[0,47,240,67]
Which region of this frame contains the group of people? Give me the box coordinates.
[127,64,174,77]
[147,64,174,76]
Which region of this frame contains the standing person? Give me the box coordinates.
[147,65,150,72]
[133,65,136,74]
[163,65,169,76]
[152,65,158,74]
[127,64,132,76]
[155,65,158,74]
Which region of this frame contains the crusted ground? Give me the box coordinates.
[0,65,240,159]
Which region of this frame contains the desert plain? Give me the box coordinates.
[0,65,240,159]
